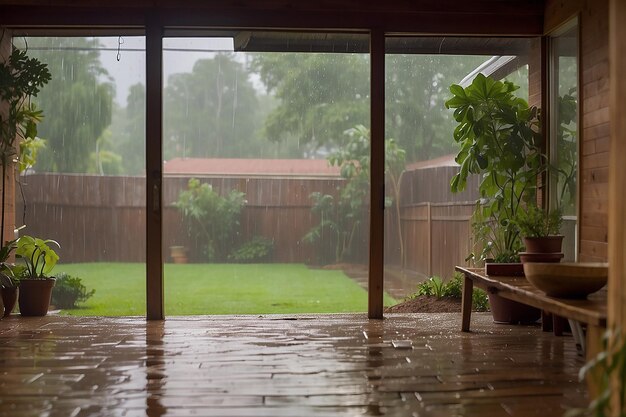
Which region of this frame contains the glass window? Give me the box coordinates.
[162,32,378,315]
[15,36,146,316]
[383,37,536,305]
[550,20,579,261]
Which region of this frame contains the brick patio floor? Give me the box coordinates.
[0,313,588,416]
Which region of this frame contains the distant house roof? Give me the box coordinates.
[406,154,458,171]
[163,157,341,178]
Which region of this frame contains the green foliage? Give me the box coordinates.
[174,178,246,261]
[515,204,563,238]
[252,53,369,154]
[164,53,259,159]
[469,203,522,264]
[446,74,545,262]
[24,37,113,173]
[229,236,274,263]
[15,235,60,279]
[567,329,626,417]
[51,272,95,309]
[304,125,405,264]
[555,90,578,215]
[253,52,486,161]
[0,238,18,288]
[0,46,50,165]
[417,276,445,298]
[414,273,490,312]
[0,43,50,245]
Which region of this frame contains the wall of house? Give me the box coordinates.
[545,0,610,262]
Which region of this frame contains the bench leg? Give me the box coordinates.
[461,274,473,332]
[585,324,604,399]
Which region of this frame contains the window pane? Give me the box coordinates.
[162,32,374,315]
[16,36,146,315]
[383,37,536,309]
[551,22,578,262]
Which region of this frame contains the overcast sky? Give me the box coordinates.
[98,36,234,105]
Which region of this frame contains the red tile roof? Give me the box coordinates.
[163,157,341,178]
[406,154,458,171]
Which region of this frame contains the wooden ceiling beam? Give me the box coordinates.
[0,2,543,35]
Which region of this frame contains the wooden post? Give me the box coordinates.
[146,16,164,320]
[368,28,385,319]
[609,0,626,412]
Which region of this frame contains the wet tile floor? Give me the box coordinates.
[0,313,588,417]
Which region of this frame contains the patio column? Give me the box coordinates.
[146,16,164,320]
[609,0,626,413]
[369,28,385,319]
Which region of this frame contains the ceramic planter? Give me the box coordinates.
[1,287,18,317]
[519,252,564,264]
[488,294,541,324]
[170,246,188,264]
[18,278,55,317]
[523,235,564,253]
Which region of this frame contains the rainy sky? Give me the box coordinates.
[98,37,234,105]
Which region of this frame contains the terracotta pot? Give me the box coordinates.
[523,235,564,253]
[170,246,188,264]
[488,294,541,324]
[519,252,564,264]
[1,287,18,317]
[18,278,55,317]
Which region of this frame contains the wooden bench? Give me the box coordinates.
[455,266,607,364]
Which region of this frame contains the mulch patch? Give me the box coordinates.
[385,295,462,313]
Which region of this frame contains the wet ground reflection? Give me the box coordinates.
[0,313,587,416]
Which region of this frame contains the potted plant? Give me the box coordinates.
[0,238,19,316]
[516,204,564,263]
[15,235,59,316]
[446,74,545,323]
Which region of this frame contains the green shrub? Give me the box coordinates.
[174,178,246,261]
[229,236,274,263]
[51,273,95,309]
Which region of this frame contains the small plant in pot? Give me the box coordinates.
[15,235,59,316]
[516,204,564,263]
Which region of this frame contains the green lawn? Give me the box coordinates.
[55,263,396,316]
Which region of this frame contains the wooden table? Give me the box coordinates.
[455,266,607,364]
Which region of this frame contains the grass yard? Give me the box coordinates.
[55,263,396,316]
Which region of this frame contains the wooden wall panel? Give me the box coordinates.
[546,0,610,263]
[609,0,626,364]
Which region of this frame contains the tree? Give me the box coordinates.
[110,83,145,175]
[253,52,487,162]
[26,37,114,173]
[304,125,405,264]
[252,53,370,156]
[385,54,487,162]
[163,53,259,159]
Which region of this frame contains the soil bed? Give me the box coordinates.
[385,295,462,313]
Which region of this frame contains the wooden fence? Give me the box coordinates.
[384,166,480,279]
[18,166,480,279]
[17,174,357,264]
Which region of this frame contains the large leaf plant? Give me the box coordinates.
[0,41,51,247]
[446,74,546,262]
